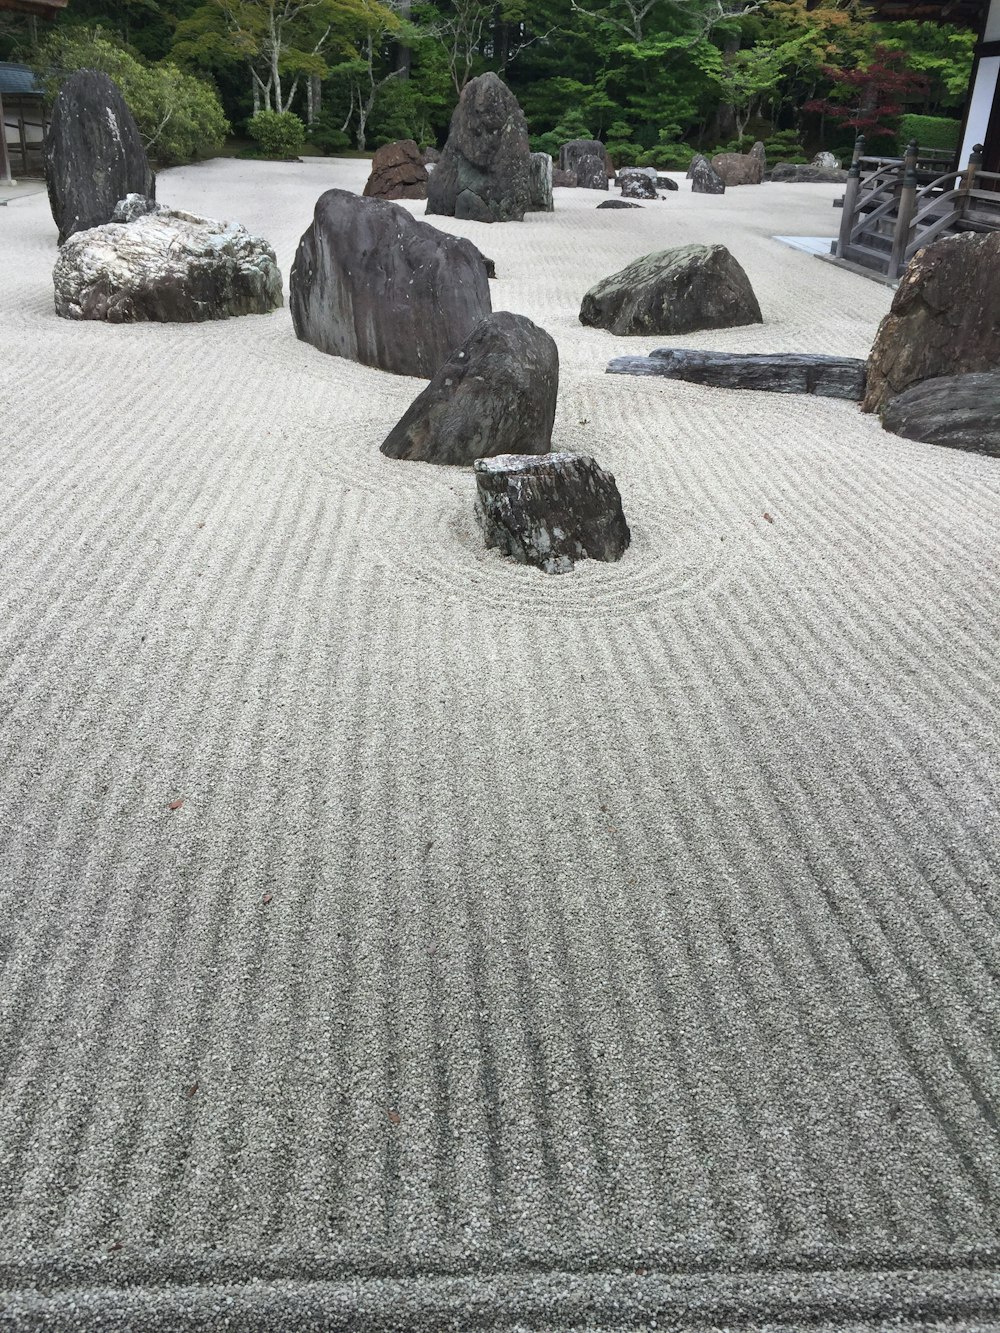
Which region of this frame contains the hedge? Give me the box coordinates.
[898,114,962,155]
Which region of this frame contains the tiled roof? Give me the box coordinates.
[0,62,43,96]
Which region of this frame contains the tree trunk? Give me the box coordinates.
[713,29,741,142]
[395,0,412,76]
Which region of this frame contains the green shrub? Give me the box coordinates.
[898,113,961,154]
[646,141,696,170]
[306,110,351,155]
[247,109,305,158]
[36,28,229,165]
[530,110,595,159]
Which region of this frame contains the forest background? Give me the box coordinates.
[0,0,978,170]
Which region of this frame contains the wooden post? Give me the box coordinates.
[836,155,862,259]
[0,90,12,186]
[850,133,866,168]
[960,142,983,222]
[888,158,918,280]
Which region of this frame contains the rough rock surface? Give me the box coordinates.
[863,233,1000,413]
[53,208,282,323]
[363,139,428,200]
[559,139,604,175]
[111,193,161,223]
[686,154,707,179]
[812,151,841,169]
[426,73,531,223]
[527,152,554,212]
[750,141,767,168]
[597,200,642,210]
[659,176,679,191]
[421,145,441,165]
[618,169,658,200]
[880,372,1000,455]
[690,158,726,194]
[711,152,764,186]
[552,168,577,188]
[607,349,866,400]
[474,452,630,573]
[44,70,156,245]
[290,188,491,377]
[380,313,558,466]
[580,243,761,336]
[769,162,848,183]
[575,154,609,191]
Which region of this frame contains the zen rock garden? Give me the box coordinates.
[40,64,1000,589]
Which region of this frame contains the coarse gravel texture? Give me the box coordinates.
[1,159,999,1331]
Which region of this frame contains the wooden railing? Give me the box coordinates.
[834,136,1000,280]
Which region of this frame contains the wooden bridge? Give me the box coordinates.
[832,136,1000,281]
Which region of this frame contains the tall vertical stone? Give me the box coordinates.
[426,72,531,223]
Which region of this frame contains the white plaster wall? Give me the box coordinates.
[960,54,1000,163]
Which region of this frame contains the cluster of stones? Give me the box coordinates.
[46,69,282,323]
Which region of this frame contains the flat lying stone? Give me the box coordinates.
[380,312,558,466]
[474,452,630,573]
[880,372,1000,455]
[606,349,866,399]
[597,200,642,209]
[53,208,282,323]
[769,163,849,183]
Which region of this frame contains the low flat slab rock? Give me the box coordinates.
[607,348,867,400]
[597,200,642,209]
[475,452,630,574]
[53,208,282,322]
[880,372,1000,455]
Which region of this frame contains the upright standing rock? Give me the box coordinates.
[474,453,631,573]
[574,154,608,191]
[690,158,726,194]
[527,152,554,212]
[290,189,491,378]
[749,141,767,170]
[426,72,531,223]
[711,152,763,186]
[580,243,761,336]
[863,233,1000,413]
[686,154,707,179]
[363,139,428,200]
[44,70,155,245]
[380,313,558,466]
[559,139,604,175]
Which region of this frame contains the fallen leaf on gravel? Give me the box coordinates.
[763,512,774,524]
[387,1108,401,1126]
[184,1082,199,1099]
[262,893,273,905]
[168,799,184,812]
[108,1241,123,1253]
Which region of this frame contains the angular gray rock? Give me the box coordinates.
[474,452,630,573]
[618,168,658,200]
[580,243,761,336]
[690,157,726,194]
[52,208,282,323]
[659,176,679,191]
[750,141,767,168]
[597,200,642,209]
[111,193,161,223]
[552,168,577,188]
[711,152,763,186]
[575,154,608,190]
[380,312,558,466]
[686,154,707,179]
[607,349,866,400]
[44,70,156,245]
[426,72,531,223]
[769,162,848,183]
[880,372,1000,456]
[863,232,1000,413]
[290,189,491,378]
[527,152,554,212]
[559,139,604,175]
[363,139,428,200]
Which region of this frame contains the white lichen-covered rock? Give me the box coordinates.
[53,208,283,323]
[474,452,631,574]
[111,193,162,223]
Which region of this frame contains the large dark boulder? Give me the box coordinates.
[690,157,726,194]
[527,152,554,212]
[44,70,155,245]
[575,154,608,191]
[711,152,762,186]
[290,189,491,378]
[52,208,282,322]
[426,72,531,223]
[863,233,1000,413]
[559,139,604,175]
[618,168,658,200]
[475,452,630,574]
[580,243,761,336]
[880,372,1000,456]
[363,139,428,200]
[607,349,866,400]
[380,313,558,466]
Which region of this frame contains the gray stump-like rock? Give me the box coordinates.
[711,152,763,186]
[474,452,630,573]
[619,168,658,200]
[863,233,1000,413]
[426,72,531,223]
[606,349,866,399]
[749,141,767,170]
[690,158,726,194]
[290,189,491,378]
[363,139,428,200]
[527,152,554,212]
[580,243,762,336]
[686,154,707,179]
[380,313,558,466]
[574,153,609,190]
[880,372,1000,455]
[44,70,156,245]
[559,139,604,175]
[53,208,282,322]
